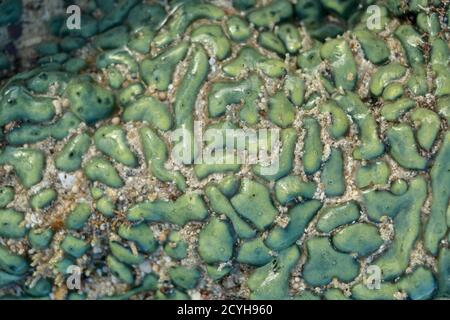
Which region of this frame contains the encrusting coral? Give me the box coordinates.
[0,0,449,300]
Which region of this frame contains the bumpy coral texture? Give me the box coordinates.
[0,0,449,300]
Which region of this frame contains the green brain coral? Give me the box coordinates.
[0,0,449,301]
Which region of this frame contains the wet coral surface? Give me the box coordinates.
[0,0,449,300]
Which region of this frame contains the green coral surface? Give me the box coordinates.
[0,0,449,301]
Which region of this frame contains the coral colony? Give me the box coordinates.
[0,0,449,300]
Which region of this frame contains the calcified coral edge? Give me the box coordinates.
[0,0,449,300]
